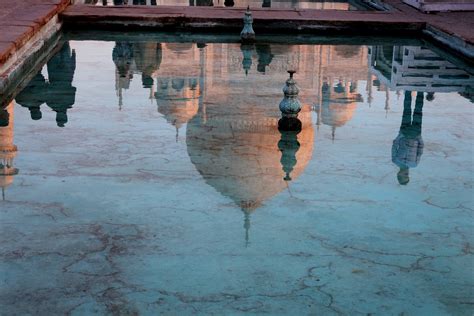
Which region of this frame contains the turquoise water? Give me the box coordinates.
[0,37,473,314]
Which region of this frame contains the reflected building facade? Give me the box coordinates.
[0,101,18,200]
[369,45,474,102]
[111,42,370,215]
[368,45,474,184]
[14,39,473,237]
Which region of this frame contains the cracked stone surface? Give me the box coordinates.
[0,38,473,315]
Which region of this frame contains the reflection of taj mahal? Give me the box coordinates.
[369,45,474,101]
[0,102,18,200]
[112,41,369,243]
[114,42,369,137]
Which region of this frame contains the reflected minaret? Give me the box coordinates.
[241,44,254,76]
[243,210,250,247]
[0,102,18,200]
[392,91,424,185]
[278,129,300,181]
[385,89,390,117]
[113,42,134,110]
[367,73,373,107]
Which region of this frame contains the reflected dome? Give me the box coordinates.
[321,101,357,128]
[319,81,361,129]
[186,101,313,211]
[155,78,201,130]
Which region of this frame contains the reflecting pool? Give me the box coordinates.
[0,35,473,315]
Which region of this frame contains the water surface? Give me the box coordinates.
[0,35,473,315]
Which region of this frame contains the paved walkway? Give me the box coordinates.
[59,5,425,33]
[384,0,474,47]
[0,0,70,66]
[59,1,474,58]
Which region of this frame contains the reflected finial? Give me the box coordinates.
[241,44,254,76]
[244,211,251,247]
[278,129,300,181]
[119,88,123,111]
[2,187,4,201]
[278,70,302,132]
[240,6,255,43]
[176,125,179,143]
[332,126,336,142]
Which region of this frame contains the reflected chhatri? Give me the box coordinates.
[0,36,473,315]
[16,43,77,127]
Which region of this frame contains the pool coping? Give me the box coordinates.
[58,4,474,59]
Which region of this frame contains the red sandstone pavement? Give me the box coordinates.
[0,0,70,65]
[59,5,423,29]
[383,0,474,46]
[0,0,473,69]
[59,1,474,47]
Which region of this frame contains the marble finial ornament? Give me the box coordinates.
[240,6,256,43]
[278,71,302,131]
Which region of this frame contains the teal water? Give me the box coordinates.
[0,37,473,314]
